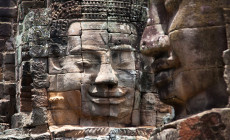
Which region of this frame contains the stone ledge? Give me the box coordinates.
[150,108,230,140]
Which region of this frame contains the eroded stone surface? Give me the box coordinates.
[141,0,230,119]
[150,108,230,140]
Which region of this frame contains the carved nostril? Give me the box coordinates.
[142,41,146,46]
[108,84,115,89]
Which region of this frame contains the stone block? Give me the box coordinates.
[111,51,135,70]
[5,37,14,51]
[67,36,81,54]
[32,95,48,107]
[48,75,57,91]
[109,111,132,125]
[0,17,13,23]
[21,61,31,77]
[30,124,49,134]
[169,2,225,32]
[134,90,141,110]
[4,53,15,64]
[19,1,45,21]
[0,68,3,82]
[48,55,83,74]
[11,112,31,128]
[132,110,140,126]
[63,129,85,138]
[56,73,82,91]
[31,107,47,126]
[116,70,136,88]
[82,50,106,64]
[110,104,133,118]
[223,49,230,65]
[0,84,3,98]
[0,115,9,123]
[31,58,49,88]
[0,39,6,52]
[68,22,81,36]
[141,110,156,126]
[108,122,124,127]
[31,132,50,140]
[0,123,9,132]
[80,84,90,102]
[31,88,47,96]
[82,30,108,51]
[108,22,131,34]
[3,64,15,81]
[80,116,108,126]
[48,90,81,110]
[0,8,17,18]
[0,0,17,7]
[81,21,107,30]
[141,93,156,110]
[139,72,155,92]
[48,109,80,125]
[169,27,226,70]
[226,24,230,39]
[151,128,178,140]
[81,101,109,117]
[20,97,32,112]
[29,45,49,57]
[4,83,16,96]
[33,8,51,26]
[0,100,10,115]
[140,54,154,73]
[31,58,48,74]
[21,76,33,86]
[21,91,32,99]
[0,53,3,66]
[0,23,11,36]
[109,33,137,46]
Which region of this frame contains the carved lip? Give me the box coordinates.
[155,70,172,87]
[153,57,178,87]
[153,57,179,73]
[88,87,127,104]
[87,95,126,104]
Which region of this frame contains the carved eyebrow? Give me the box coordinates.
[110,45,136,51]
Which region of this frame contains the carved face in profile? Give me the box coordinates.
[140,0,229,118]
[48,21,138,126]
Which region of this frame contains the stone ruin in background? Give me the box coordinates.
[1,0,230,139]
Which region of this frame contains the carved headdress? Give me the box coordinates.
[50,0,148,46]
[50,0,147,22]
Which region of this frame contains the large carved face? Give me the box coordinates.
[48,21,138,126]
[141,0,229,117]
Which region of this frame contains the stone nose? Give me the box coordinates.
[140,26,170,58]
[95,64,118,87]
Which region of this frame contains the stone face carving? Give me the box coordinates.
[47,21,139,126]
[13,0,173,130]
[141,0,230,119]
[3,0,230,139]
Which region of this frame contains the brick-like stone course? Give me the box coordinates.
[0,0,18,130]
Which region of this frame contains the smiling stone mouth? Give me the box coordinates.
[87,95,126,104]
[87,87,128,104]
[89,87,127,98]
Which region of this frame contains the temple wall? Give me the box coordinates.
[0,0,18,131]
